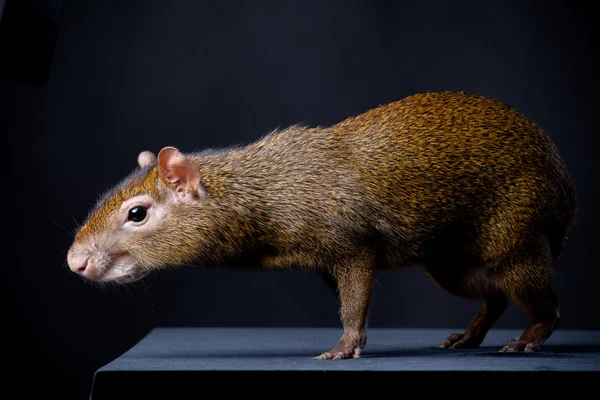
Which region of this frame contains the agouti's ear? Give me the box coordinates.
[137,151,157,168]
[157,147,207,201]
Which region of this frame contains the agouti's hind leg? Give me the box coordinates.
[499,286,559,352]
[496,242,559,352]
[440,292,508,349]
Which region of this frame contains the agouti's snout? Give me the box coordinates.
[67,248,90,275]
[66,241,147,284]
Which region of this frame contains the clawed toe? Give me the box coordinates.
[313,347,361,360]
[440,332,481,349]
[499,339,540,353]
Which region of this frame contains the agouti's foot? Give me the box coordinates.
[313,346,361,360]
[440,332,483,349]
[499,339,540,353]
[313,332,365,360]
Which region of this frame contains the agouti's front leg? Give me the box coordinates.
[314,255,374,360]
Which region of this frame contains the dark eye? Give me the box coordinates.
[128,206,147,222]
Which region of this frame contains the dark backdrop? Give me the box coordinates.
[2,1,598,399]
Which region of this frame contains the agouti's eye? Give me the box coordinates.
[127,206,147,223]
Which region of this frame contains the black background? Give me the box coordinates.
[2,1,598,399]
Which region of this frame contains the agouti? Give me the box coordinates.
[67,91,578,359]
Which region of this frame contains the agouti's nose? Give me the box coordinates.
[67,250,90,275]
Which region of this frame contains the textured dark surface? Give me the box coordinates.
[91,328,600,399]
[96,327,600,372]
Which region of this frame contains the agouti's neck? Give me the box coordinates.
[188,148,276,266]
[193,148,266,202]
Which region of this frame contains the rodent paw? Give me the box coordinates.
[313,347,361,360]
[440,332,482,349]
[499,339,540,353]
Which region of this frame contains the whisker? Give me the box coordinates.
[138,278,147,293]
[141,276,152,293]
[107,282,117,296]
[80,275,95,289]
[104,226,132,253]
[69,212,80,231]
[50,219,75,238]
[374,277,388,300]
[99,230,110,252]
[125,280,135,293]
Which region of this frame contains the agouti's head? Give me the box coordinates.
[67,147,209,284]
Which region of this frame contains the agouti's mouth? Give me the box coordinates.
[96,253,145,284]
[100,269,149,284]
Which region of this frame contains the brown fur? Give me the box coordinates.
[74,91,578,358]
